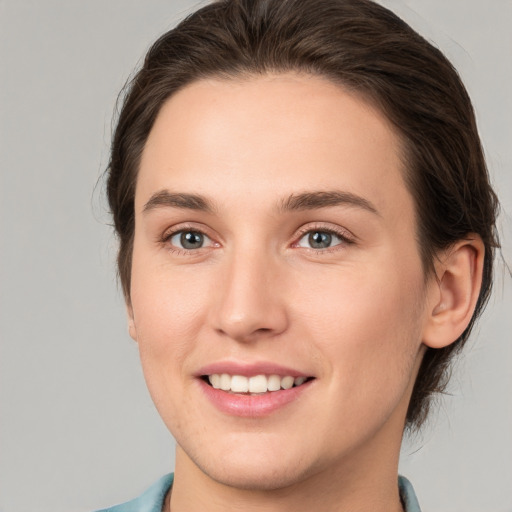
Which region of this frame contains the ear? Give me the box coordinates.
[422,235,485,349]
[126,303,138,342]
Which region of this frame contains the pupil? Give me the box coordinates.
[181,231,203,249]
[309,231,331,249]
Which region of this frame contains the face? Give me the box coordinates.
[130,73,432,490]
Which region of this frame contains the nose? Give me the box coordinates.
[210,248,289,343]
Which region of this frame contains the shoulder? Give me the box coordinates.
[94,474,174,512]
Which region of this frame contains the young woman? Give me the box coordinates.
[98,0,499,510]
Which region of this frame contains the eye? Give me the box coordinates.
[296,230,346,249]
[169,230,213,250]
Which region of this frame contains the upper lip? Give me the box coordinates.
[196,360,311,378]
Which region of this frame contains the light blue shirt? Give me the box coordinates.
[96,473,421,512]
[95,474,173,512]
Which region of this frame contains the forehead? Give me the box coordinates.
[136,72,412,223]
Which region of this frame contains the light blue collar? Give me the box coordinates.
[399,475,422,512]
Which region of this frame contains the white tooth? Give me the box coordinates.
[231,375,249,393]
[267,374,281,391]
[249,375,268,393]
[294,376,306,386]
[209,374,221,389]
[281,376,294,390]
[220,373,231,391]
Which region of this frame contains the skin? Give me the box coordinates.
[128,73,484,511]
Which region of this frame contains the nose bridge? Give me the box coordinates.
[212,240,288,341]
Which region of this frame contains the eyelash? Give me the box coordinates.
[292,224,355,254]
[160,223,355,256]
[160,223,216,256]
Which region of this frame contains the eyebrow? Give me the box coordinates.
[279,191,379,215]
[142,189,379,216]
[143,190,215,214]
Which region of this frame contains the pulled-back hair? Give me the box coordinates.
[107,0,499,429]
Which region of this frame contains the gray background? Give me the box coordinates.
[0,1,510,511]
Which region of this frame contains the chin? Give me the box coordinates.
[203,459,315,492]
[181,438,322,492]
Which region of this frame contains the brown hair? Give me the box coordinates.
[107,0,499,429]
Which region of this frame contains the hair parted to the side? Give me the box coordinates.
[106,0,499,430]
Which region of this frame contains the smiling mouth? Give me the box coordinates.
[202,374,314,394]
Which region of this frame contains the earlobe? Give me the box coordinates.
[422,236,485,349]
[127,304,138,342]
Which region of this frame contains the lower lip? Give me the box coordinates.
[197,378,313,417]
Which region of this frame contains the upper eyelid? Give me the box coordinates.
[293,222,356,241]
[169,230,213,243]
[161,222,215,240]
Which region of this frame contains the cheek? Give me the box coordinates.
[128,253,214,405]
[129,273,204,434]
[296,262,425,397]
[130,256,211,343]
